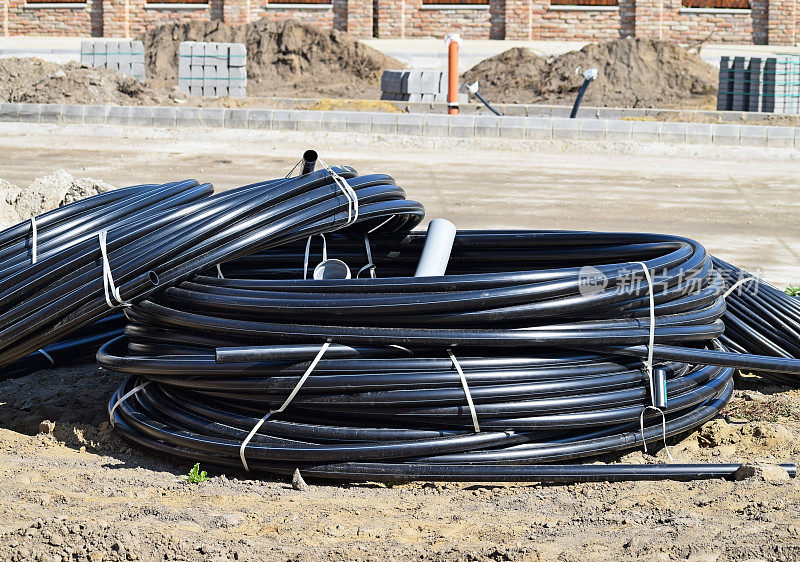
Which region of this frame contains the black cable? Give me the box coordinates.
[98,230,800,482]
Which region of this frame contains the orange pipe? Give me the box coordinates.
[447,40,459,116]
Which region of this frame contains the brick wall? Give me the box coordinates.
[0,0,791,45]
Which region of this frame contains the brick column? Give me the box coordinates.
[768,0,798,45]
[102,0,129,37]
[345,0,372,36]
[505,0,548,40]
[223,0,249,25]
[376,0,404,38]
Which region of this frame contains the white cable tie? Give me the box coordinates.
[303,233,327,280]
[216,264,225,279]
[639,405,675,462]
[37,348,54,366]
[319,159,359,228]
[285,158,302,178]
[30,217,37,265]
[239,342,330,471]
[634,261,656,405]
[356,234,376,279]
[99,230,130,309]
[109,381,149,427]
[448,349,480,433]
[722,276,757,300]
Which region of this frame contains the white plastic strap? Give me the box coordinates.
[356,234,376,279]
[722,276,757,299]
[99,230,130,308]
[448,349,480,433]
[30,217,37,264]
[319,159,359,228]
[303,233,327,280]
[37,348,54,366]
[639,405,675,462]
[239,342,331,471]
[634,261,656,405]
[633,262,673,461]
[285,158,302,178]
[109,381,149,427]
[216,264,225,279]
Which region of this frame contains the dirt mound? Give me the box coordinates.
[0,57,171,106]
[0,170,114,229]
[138,18,404,98]
[463,38,718,109]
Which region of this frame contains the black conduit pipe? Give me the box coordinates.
[97,230,800,483]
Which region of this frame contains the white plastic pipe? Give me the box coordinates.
[414,218,457,277]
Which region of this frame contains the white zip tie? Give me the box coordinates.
[37,348,54,366]
[30,217,37,264]
[356,234,376,279]
[303,233,327,280]
[98,230,130,309]
[633,262,674,461]
[239,342,331,471]
[639,406,675,462]
[448,349,480,433]
[109,381,149,427]
[216,264,225,279]
[634,261,656,405]
[285,158,303,178]
[722,276,757,299]
[319,159,358,228]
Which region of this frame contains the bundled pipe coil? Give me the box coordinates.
[0,168,422,372]
[713,256,800,386]
[98,229,800,482]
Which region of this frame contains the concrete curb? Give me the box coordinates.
[1,103,799,148]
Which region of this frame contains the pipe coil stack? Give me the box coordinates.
[98,230,800,482]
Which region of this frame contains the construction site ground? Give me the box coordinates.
[0,122,799,561]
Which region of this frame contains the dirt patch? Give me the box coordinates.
[463,38,718,110]
[0,58,172,106]
[0,366,798,561]
[0,170,114,229]
[138,18,404,99]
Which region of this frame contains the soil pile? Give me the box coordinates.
[463,38,718,109]
[138,18,404,98]
[0,58,171,105]
[0,170,114,229]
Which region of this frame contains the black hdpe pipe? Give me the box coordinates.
[570,68,597,118]
[0,313,125,381]
[301,150,318,175]
[0,166,423,371]
[98,229,800,482]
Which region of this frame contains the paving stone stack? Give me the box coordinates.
[178,42,247,98]
[718,55,800,114]
[381,70,467,104]
[80,41,146,84]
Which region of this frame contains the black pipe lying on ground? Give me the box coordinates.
[98,230,800,482]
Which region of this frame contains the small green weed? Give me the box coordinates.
[183,463,209,484]
[785,284,800,297]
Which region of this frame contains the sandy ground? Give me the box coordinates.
[1,123,800,561]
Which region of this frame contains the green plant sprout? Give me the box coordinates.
[786,284,800,297]
[183,463,209,484]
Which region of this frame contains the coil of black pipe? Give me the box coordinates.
[0,167,423,371]
[97,229,800,482]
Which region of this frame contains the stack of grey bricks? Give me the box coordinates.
[718,55,800,113]
[80,41,145,84]
[178,42,247,98]
[381,70,467,103]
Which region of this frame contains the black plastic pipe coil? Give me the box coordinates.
[98,230,800,482]
[0,168,423,371]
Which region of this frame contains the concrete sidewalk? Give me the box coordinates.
[5,35,800,69]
